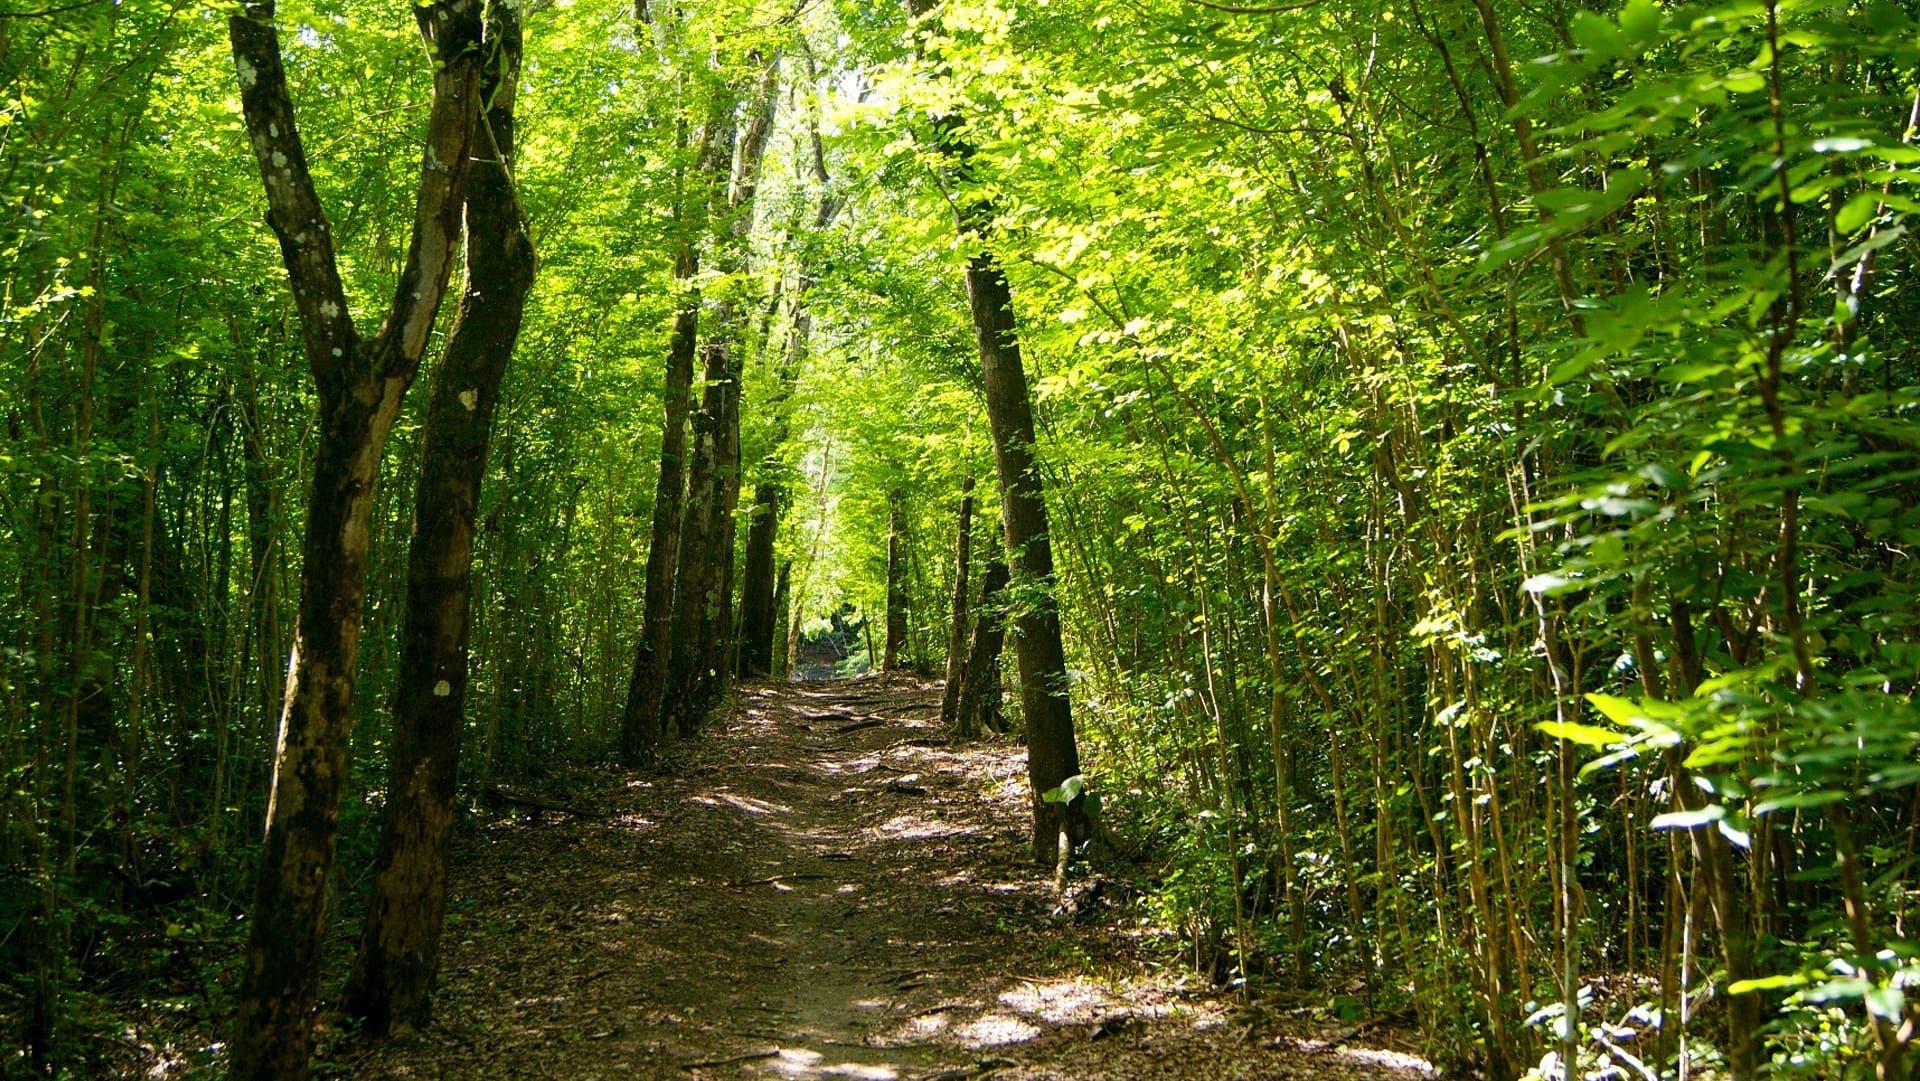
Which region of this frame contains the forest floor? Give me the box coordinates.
[324,677,1433,1080]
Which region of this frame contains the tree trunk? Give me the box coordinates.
[701,336,744,694]
[737,302,813,678]
[736,477,782,678]
[770,560,791,680]
[955,559,1009,739]
[226,2,484,1077]
[939,476,975,727]
[662,56,779,733]
[963,252,1085,863]
[619,252,699,765]
[346,0,532,1036]
[905,0,1085,862]
[619,106,735,767]
[736,85,836,679]
[664,335,736,735]
[883,487,909,673]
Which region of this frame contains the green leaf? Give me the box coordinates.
[1641,462,1688,490]
[1730,973,1807,995]
[1754,789,1848,815]
[1041,774,1086,804]
[1572,11,1626,57]
[1830,223,1908,277]
[1651,807,1724,830]
[1536,720,1625,746]
[1835,191,1881,234]
[1586,693,1644,727]
[1805,977,1873,1004]
[1524,572,1579,595]
[1619,0,1662,39]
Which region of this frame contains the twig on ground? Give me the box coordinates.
[483,786,598,817]
[679,1048,780,1069]
[727,873,831,887]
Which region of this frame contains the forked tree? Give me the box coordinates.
[224,0,486,1076]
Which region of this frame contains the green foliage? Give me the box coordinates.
[10,0,1920,1074]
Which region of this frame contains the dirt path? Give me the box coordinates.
[337,679,1431,1080]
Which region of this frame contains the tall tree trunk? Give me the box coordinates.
[735,303,812,678]
[225,2,484,1077]
[664,336,736,735]
[906,0,1085,863]
[954,559,1009,739]
[883,488,909,673]
[619,105,735,767]
[620,248,699,765]
[939,476,974,727]
[739,88,837,678]
[662,55,780,733]
[346,0,533,1036]
[700,336,744,696]
[964,253,1084,863]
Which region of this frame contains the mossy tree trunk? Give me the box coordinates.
[345,0,534,1037]
[225,0,484,1075]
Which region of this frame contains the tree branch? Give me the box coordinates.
[1181,0,1325,14]
[366,0,486,371]
[228,4,358,382]
[0,0,108,20]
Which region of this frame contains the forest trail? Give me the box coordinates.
[336,679,1431,1080]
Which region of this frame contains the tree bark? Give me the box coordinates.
[738,87,835,679]
[770,559,791,680]
[883,488,909,673]
[225,3,483,1077]
[662,55,780,733]
[736,303,812,678]
[345,0,533,1037]
[620,250,699,765]
[905,0,1086,862]
[939,476,974,727]
[701,335,745,694]
[619,106,735,767]
[963,251,1085,863]
[955,559,1009,739]
[736,476,782,678]
[665,335,738,735]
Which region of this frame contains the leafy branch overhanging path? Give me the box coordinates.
[342,679,1431,1080]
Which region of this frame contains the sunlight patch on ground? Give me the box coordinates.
[998,977,1112,1025]
[1281,1037,1434,1073]
[1340,1047,1434,1074]
[901,1012,953,1038]
[818,755,883,775]
[954,1012,1042,1047]
[688,791,792,815]
[871,814,960,840]
[612,813,655,830]
[759,1047,899,1079]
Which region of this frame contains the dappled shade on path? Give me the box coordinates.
[341,679,1431,1080]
